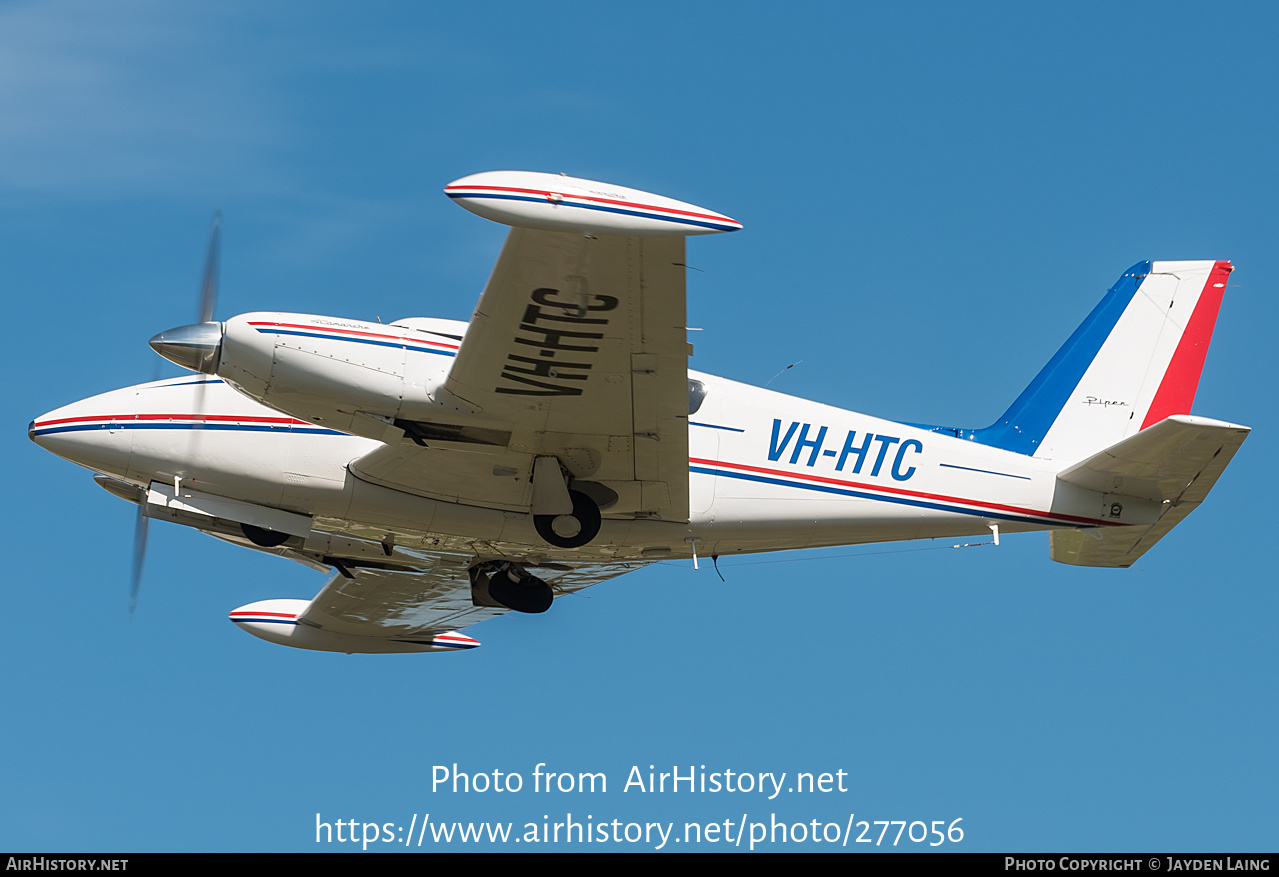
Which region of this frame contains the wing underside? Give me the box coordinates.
[351,227,692,521]
[297,555,648,639]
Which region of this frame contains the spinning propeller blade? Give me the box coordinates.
[198,211,221,324]
[129,504,149,618]
[132,211,223,613]
[190,212,221,430]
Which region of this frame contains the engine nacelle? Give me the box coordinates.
[229,599,480,654]
[216,313,472,440]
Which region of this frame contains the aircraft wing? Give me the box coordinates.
[355,227,693,521]
[296,554,647,640]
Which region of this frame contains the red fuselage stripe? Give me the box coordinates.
[247,321,459,350]
[690,457,1120,526]
[37,413,306,428]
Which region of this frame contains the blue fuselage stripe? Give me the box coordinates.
[160,378,225,388]
[34,423,342,437]
[937,463,1032,480]
[258,328,457,355]
[690,421,746,432]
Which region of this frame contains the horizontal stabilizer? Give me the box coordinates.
[1051,415,1249,567]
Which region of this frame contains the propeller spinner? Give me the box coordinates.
[149,212,224,374]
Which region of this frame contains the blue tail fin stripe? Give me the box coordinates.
[910,261,1150,456]
[971,260,1150,454]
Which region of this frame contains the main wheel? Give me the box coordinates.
[533,489,601,549]
[241,523,290,548]
[486,568,553,614]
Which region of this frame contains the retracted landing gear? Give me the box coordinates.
[241,522,290,547]
[533,489,601,549]
[469,562,553,614]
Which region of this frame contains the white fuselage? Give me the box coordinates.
[30,315,1129,567]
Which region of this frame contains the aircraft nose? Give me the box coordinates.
[28,411,60,452]
[29,389,138,479]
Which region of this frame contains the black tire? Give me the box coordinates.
[241,523,290,548]
[533,489,601,549]
[487,569,553,614]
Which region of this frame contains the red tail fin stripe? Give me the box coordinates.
[1140,261,1232,430]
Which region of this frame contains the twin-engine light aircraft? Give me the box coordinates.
[30,171,1249,654]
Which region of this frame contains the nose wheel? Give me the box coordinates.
[533,489,601,549]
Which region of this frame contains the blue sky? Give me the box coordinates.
[4,0,1277,852]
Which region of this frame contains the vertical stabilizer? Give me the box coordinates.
[971,260,1232,462]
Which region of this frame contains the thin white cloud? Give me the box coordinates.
[0,0,288,196]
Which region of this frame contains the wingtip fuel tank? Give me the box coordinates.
[444,170,741,236]
[229,600,481,654]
